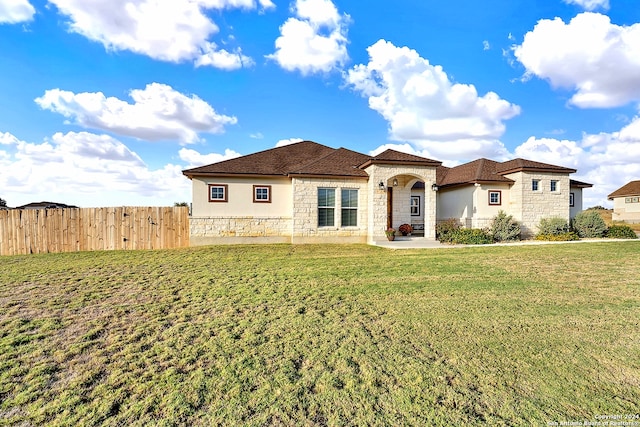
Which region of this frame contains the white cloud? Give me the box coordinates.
[35,83,238,144]
[250,132,264,139]
[347,39,520,162]
[178,147,241,168]
[0,0,34,24]
[514,13,640,108]
[0,131,191,207]
[513,114,640,207]
[47,0,272,68]
[275,137,303,147]
[267,0,349,75]
[483,40,490,51]
[563,0,609,11]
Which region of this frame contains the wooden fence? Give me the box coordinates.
[0,206,189,256]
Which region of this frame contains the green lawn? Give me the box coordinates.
[1,243,639,426]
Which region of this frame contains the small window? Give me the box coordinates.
[410,196,420,216]
[253,185,271,203]
[551,180,558,192]
[488,190,501,206]
[569,192,575,207]
[532,180,539,191]
[341,189,358,227]
[208,184,228,202]
[318,188,335,227]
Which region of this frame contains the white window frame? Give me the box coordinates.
[569,192,575,207]
[341,189,358,227]
[253,185,271,203]
[208,184,228,202]
[410,196,420,216]
[532,180,539,191]
[551,180,558,192]
[488,190,501,206]
[318,188,335,227]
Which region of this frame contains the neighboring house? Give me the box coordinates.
[608,180,640,223]
[182,140,590,244]
[14,201,79,209]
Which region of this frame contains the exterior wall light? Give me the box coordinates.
[379,181,386,190]
[431,183,439,191]
[393,178,398,187]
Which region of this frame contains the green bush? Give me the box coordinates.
[436,219,461,243]
[606,225,638,239]
[535,232,579,241]
[536,217,570,236]
[489,210,521,242]
[449,228,493,245]
[571,210,607,238]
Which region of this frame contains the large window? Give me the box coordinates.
[318,188,335,227]
[341,189,358,227]
[488,190,501,206]
[208,184,228,202]
[253,185,271,203]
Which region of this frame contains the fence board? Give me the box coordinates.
[0,207,189,256]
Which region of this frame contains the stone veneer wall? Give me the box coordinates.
[291,177,369,243]
[190,216,292,245]
[507,171,571,237]
[363,164,437,242]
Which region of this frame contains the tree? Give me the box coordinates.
[0,197,7,207]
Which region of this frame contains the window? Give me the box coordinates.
[341,189,358,227]
[410,196,420,216]
[625,197,639,203]
[532,180,539,191]
[253,185,271,203]
[318,188,335,227]
[208,184,228,202]
[569,192,575,207]
[488,190,501,206]
[551,180,558,192]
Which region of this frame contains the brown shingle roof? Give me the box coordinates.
[438,158,514,187]
[497,158,576,174]
[289,148,370,177]
[359,149,442,168]
[182,141,335,177]
[183,141,443,179]
[608,180,640,199]
[570,179,593,188]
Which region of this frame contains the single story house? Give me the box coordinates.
[608,180,640,223]
[182,140,591,244]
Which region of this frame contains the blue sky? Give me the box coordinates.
[1,0,640,207]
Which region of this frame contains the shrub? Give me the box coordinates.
[571,210,607,238]
[398,223,413,235]
[535,232,579,241]
[436,219,461,243]
[489,210,521,242]
[606,225,638,239]
[449,228,493,244]
[536,217,570,236]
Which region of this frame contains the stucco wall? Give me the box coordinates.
[612,196,640,222]
[191,176,292,217]
[437,184,511,228]
[569,187,584,219]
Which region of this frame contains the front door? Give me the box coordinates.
[386,187,393,229]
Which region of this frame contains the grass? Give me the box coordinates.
[1,242,639,426]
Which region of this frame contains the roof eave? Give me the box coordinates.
[359,159,442,169]
[499,167,577,175]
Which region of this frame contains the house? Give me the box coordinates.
[436,159,592,236]
[14,201,79,209]
[608,180,640,223]
[182,140,590,245]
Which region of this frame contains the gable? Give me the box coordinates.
[608,180,640,199]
